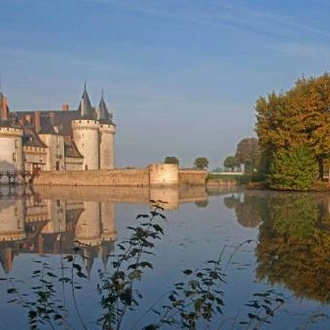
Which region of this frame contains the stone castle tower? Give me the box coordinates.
[72,84,116,170]
[0,91,24,172]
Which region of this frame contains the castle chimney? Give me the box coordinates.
[62,103,69,111]
[25,114,31,124]
[34,111,41,132]
[0,96,9,120]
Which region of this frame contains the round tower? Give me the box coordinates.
[99,123,116,169]
[0,91,24,173]
[72,119,99,170]
[72,84,100,170]
[97,92,116,169]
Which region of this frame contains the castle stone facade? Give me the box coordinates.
[0,85,116,175]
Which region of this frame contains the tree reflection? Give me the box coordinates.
[224,191,330,303]
[223,192,266,227]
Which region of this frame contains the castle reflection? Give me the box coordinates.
[0,185,208,274]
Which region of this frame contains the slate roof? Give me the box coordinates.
[97,95,113,124]
[64,141,83,158]
[78,83,95,119]
[22,127,48,148]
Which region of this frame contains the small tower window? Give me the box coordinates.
[13,153,17,161]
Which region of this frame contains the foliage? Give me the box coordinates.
[267,145,318,191]
[5,202,232,330]
[238,290,285,328]
[255,72,330,180]
[234,137,260,173]
[223,156,238,171]
[193,157,209,169]
[164,156,179,165]
[97,202,166,329]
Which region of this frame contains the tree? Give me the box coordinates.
[164,156,179,165]
[255,73,330,180]
[234,137,260,173]
[223,156,237,171]
[267,145,318,191]
[194,157,209,169]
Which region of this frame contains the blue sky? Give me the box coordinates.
[1,0,330,169]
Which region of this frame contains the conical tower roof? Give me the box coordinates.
[97,90,113,123]
[78,83,93,119]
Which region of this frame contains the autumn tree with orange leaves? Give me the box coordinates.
[255,72,330,186]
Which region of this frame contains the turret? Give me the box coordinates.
[72,84,99,170]
[0,91,24,172]
[97,92,116,169]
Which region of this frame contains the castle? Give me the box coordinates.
[0,84,116,176]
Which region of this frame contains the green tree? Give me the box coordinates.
[267,145,318,191]
[223,156,237,171]
[255,73,330,180]
[234,137,260,173]
[194,157,209,169]
[164,156,179,165]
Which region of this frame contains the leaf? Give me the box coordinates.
[63,255,73,262]
[136,214,149,219]
[7,288,17,294]
[183,269,193,275]
[128,270,142,281]
[46,272,57,278]
[139,261,153,269]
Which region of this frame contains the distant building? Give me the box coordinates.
[0,84,116,175]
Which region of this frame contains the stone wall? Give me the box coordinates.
[34,168,150,186]
[179,169,207,185]
[33,165,207,187]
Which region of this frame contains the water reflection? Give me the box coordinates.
[0,185,208,274]
[223,190,330,303]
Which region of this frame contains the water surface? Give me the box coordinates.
[0,185,329,329]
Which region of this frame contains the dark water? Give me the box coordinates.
[0,186,329,329]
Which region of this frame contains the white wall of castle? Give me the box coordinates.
[99,124,115,170]
[72,120,99,170]
[39,134,65,171]
[23,146,47,173]
[0,128,23,171]
[65,157,83,171]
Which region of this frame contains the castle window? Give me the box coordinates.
[13,153,17,161]
[15,139,18,149]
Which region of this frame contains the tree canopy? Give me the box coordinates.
[268,145,318,191]
[194,157,209,169]
[223,156,237,171]
[164,156,179,165]
[256,74,330,173]
[234,137,260,173]
[255,72,330,186]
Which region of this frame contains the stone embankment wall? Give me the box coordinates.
[34,168,149,186]
[33,164,207,187]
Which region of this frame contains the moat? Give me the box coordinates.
[0,186,329,329]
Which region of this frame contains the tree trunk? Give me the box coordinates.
[317,157,323,180]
